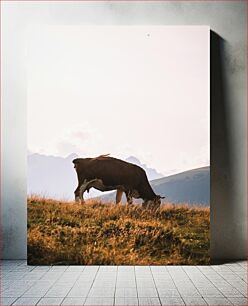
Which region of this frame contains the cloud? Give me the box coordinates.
[55,123,105,158]
[56,141,84,157]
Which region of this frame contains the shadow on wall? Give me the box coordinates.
[210,31,235,263]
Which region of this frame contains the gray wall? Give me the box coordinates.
[1,1,246,260]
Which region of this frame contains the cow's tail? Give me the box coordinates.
[93,154,110,160]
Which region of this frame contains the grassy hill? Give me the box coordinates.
[27,197,210,265]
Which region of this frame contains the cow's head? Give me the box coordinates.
[143,195,164,209]
[155,194,165,205]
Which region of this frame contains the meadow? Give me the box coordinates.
[27,197,210,265]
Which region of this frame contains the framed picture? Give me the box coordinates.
[27,25,210,265]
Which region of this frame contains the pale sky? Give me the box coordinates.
[27,25,209,176]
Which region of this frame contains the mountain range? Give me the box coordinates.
[27,153,162,200]
[98,166,210,206]
[27,153,209,205]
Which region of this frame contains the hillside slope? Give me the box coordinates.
[100,167,210,206]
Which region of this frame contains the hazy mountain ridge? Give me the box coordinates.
[99,167,210,206]
[28,153,209,205]
[125,156,163,180]
[27,153,78,200]
[27,153,163,200]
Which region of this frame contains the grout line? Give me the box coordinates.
[7,296,19,306]
[35,296,42,306]
[83,266,100,305]
[113,266,118,305]
[134,266,139,305]
[166,267,186,305]
[149,266,162,306]
[195,266,227,298]
[226,296,247,306]
[232,270,247,283]
[60,266,86,304]
[182,266,208,303]
[210,268,247,297]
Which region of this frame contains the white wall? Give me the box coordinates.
[1,1,246,260]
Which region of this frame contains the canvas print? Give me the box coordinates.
[27,26,210,265]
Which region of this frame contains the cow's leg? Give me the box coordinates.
[125,191,133,205]
[80,195,85,204]
[79,185,85,204]
[78,179,99,204]
[74,185,81,202]
[116,189,123,204]
[142,200,148,208]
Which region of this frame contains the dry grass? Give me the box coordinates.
[27,196,210,265]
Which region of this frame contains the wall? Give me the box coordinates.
[1,1,246,260]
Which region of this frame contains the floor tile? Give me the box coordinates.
[228,297,248,305]
[160,297,185,305]
[84,297,114,305]
[49,266,69,272]
[99,266,117,272]
[182,297,207,305]
[88,287,115,298]
[32,266,51,272]
[4,272,28,280]
[45,284,72,297]
[0,297,18,306]
[177,289,201,298]
[115,297,138,305]
[136,279,155,288]
[40,272,64,280]
[118,266,134,272]
[61,297,86,305]
[37,297,64,305]
[203,297,233,305]
[154,280,176,288]
[117,272,136,279]
[151,266,166,273]
[153,274,172,280]
[67,285,91,297]
[138,287,158,297]
[217,286,245,297]
[22,283,54,297]
[116,279,136,288]
[66,266,85,272]
[139,297,161,305]
[2,289,30,298]
[197,288,224,297]
[92,280,116,288]
[83,266,99,273]
[115,287,137,298]
[12,297,41,305]
[157,288,180,298]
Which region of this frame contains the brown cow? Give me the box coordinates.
[73,154,163,207]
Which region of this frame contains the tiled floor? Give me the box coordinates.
[1,260,247,305]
